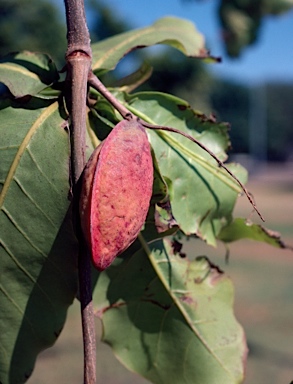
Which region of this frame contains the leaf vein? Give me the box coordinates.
[1,207,47,258]
[138,234,234,378]
[13,177,58,229]
[26,147,62,195]
[0,63,40,80]
[0,241,63,322]
[0,101,59,208]
[0,282,51,341]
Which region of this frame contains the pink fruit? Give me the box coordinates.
[79,119,153,270]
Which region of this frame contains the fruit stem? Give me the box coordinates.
[88,71,133,120]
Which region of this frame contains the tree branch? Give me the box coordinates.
[64,1,96,383]
[64,0,92,57]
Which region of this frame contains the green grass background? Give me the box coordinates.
[28,164,293,384]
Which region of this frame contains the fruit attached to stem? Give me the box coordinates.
[79,119,153,270]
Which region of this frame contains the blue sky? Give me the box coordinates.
[94,0,293,85]
[54,0,293,84]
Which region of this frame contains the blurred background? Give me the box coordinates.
[1,0,292,382]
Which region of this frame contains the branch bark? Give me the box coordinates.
[64,1,96,383]
[64,0,92,58]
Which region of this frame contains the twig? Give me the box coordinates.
[88,71,264,222]
[141,122,265,222]
[88,71,131,119]
[64,1,96,383]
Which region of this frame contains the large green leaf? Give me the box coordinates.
[91,16,209,73]
[94,238,247,384]
[91,90,248,245]
[0,51,59,98]
[0,97,78,383]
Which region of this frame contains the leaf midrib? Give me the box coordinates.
[138,234,235,379]
[92,18,201,71]
[0,63,41,81]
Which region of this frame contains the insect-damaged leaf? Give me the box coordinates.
[91,16,215,74]
[218,217,290,249]
[94,238,247,384]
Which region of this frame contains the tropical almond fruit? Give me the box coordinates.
[79,119,153,270]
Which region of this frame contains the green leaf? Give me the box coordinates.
[114,62,153,92]
[0,51,59,98]
[92,16,208,73]
[144,150,179,240]
[94,238,246,384]
[99,90,248,245]
[0,97,77,383]
[151,149,169,205]
[218,217,289,248]
[88,102,118,142]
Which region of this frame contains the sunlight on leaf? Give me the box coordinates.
[0,51,59,98]
[94,238,247,384]
[91,16,211,73]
